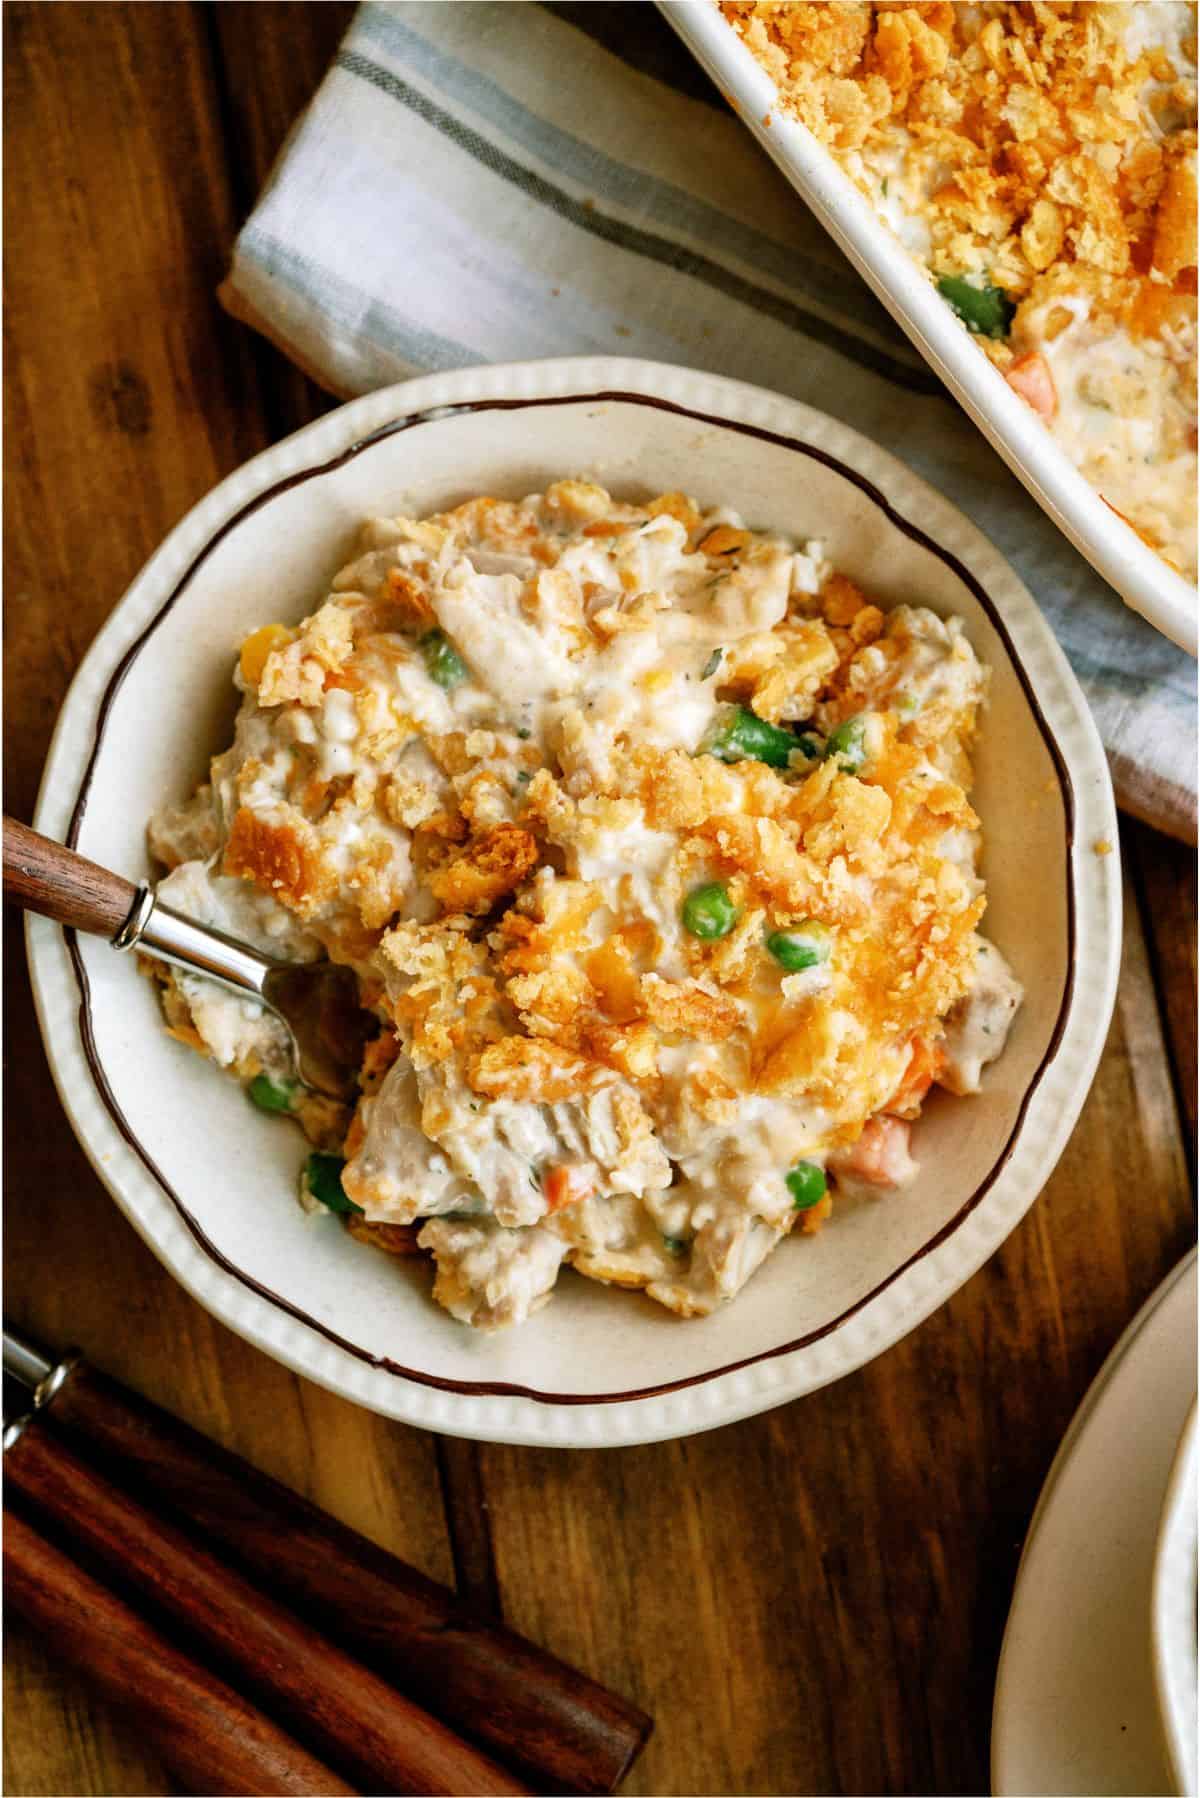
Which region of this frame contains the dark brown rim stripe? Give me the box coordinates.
[63,387,1077,1408]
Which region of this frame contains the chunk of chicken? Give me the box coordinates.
[939,938,1023,1095]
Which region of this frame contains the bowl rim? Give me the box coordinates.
[660,0,1199,656]
[62,388,1076,1403]
[29,356,1121,1444]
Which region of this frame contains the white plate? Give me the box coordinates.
[993,1250,1198,1796]
[661,1,1197,656]
[28,356,1120,1446]
[1153,1403,1199,1796]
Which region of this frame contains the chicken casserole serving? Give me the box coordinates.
[148,481,1022,1331]
[722,1,1199,581]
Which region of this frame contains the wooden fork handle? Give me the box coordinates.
[3,816,139,938]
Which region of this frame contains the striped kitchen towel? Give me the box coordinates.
[221,0,1196,843]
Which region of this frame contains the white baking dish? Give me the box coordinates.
[662,0,1198,656]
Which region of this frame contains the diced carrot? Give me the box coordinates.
[832,1115,912,1188]
[1005,351,1058,420]
[887,1036,946,1120]
[543,1164,590,1212]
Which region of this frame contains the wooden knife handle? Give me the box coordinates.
[3,1505,357,1798]
[44,1357,652,1794]
[2,816,138,938]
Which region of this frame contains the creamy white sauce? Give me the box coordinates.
[1124,0,1196,70]
[1032,307,1198,578]
[850,131,935,258]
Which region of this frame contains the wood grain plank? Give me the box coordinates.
[206,0,355,431]
[3,1623,165,1798]
[3,0,264,819]
[435,1434,505,1618]
[3,8,453,1795]
[477,843,1192,1798]
[1127,818,1198,1181]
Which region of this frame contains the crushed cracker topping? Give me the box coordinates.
[721,0,1198,577]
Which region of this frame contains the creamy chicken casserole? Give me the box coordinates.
[722,1,1199,581]
[148,482,1022,1331]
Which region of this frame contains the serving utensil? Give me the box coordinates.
[3,1327,653,1794]
[2,817,369,1100]
[3,1507,357,1798]
[5,1410,529,1797]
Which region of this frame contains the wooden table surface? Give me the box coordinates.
[3,6,1196,1795]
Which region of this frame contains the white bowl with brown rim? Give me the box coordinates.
[27,357,1120,1445]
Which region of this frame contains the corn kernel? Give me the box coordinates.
[240,623,294,686]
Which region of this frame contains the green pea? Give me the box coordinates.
[767,921,832,973]
[420,629,468,689]
[248,1073,297,1114]
[303,1153,363,1215]
[682,881,739,941]
[702,704,799,769]
[663,1235,689,1257]
[936,274,1015,339]
[824,714,868,772]
[785,1161,828,1210]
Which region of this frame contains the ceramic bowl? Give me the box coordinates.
[1153,1404,1199,1795]
[29,356,1120,1446]
[662,1,1198,655]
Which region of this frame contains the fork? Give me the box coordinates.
[3,817,369,1100]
